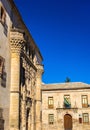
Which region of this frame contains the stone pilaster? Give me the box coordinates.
[35,64,44,130]
[28,112,31,130]
[31,99,37,130]
[9,28,25,130]
[21,88,26,130]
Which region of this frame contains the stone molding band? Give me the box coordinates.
[10,91,20,94]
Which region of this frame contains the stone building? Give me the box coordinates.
[0,0,44,130]
[1,1,90,130]
[41,82,90,130]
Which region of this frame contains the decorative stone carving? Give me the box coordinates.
[10,28,25,54]
[36,64,44,78]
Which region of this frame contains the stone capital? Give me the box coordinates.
[10,28,25,54]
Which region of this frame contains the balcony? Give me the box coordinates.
[56,106,78,113]
[56,102,78,113]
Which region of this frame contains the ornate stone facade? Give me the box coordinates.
[1,1,90,130]
[0,0,43,130]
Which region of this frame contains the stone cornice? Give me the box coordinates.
[10,28,25,54]
[7,0,43,61]
[41,87,90,91]
[36,64,44,78]
[21,51,37,71]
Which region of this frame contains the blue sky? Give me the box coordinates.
[14,0,90,84]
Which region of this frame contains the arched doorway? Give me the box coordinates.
[64,114,72,130]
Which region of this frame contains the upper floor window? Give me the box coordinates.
[82,95,88,108]
[0,56,6,88]
[83,113,89,124]
[0,56,4,76]
[0,3,6,25]
[48,97,54,109]
[48,114,54,125]
[64,95,71,108]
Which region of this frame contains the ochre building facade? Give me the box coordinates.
[42,82,90,130]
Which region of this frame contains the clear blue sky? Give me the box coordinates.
[14,0,90,84]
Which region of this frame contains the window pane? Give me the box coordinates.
[48,97,54,109]
[82,95,88,108]
[83,113,89,123]
[49,114,54,124]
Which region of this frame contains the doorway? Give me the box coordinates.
[64,114,72,130]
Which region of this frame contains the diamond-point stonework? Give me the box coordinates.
[0,1,43,130]
[10,28,26,54]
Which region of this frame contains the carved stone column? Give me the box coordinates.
[21,87,26,130]
[35,64,44,130]
[9,28,25,130]
[28,112,31,130]
[31,100,35,130]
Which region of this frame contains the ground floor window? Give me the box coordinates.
[48,114,54,124]
[83,113,89,124]
[0,108,4,130]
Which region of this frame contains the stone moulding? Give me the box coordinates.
[36,64,44,75]
[56,107,78,113]
[21,52,37,71]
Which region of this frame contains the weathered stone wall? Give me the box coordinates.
[0,1,43,130]
[0,0,12,129]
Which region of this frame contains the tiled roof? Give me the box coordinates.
[41,82,90,90]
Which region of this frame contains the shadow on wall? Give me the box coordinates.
[0,56,7,88]
[0,108,4,130]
